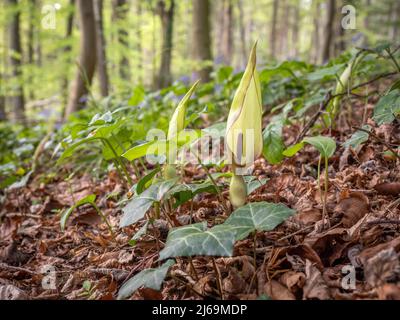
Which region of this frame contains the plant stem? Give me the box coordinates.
[324,156,330,228]
[386,48,400,73]
[188,257,199,281]
[92,203,114,237]
[211,257,224,300]
[101,138,133,186]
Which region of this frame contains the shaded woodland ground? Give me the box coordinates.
[1,0,400,300]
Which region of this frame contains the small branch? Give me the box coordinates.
[296,91,332,143]
[211,258,224,300]
[352,126,400,161]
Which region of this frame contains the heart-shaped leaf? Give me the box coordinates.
[168,181,219,207]
[262,130,285,164]
[215,201,295,241]
[372,89,400,125]
[60,194,97,231]
[343,125,371,149]
[303,136,336,159]
[159,222,236,259]
[120,179,177,228]
[117,259,175,300]
[282,142,305,157]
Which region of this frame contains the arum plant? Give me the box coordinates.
[325,52,365,127]
[226,42,263,208]
[284,136,336,227]
[164,80,199,179]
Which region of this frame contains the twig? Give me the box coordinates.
[296,71,398,142]
[211,258,224,300]
[296,91,332,143]
[352,126,400,161]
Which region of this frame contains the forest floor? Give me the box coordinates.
[1,86,400,300]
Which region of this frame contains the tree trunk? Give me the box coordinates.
[238,0,247,68]
[291,0,300,57]
[27,0,36,100]
[156,0,175,89]
[221,0,234,65]
[192,0,212,82]
[94,0,109,97]
[390,1,400,42]
[112,0,130,81]
[65,0,97,118]
[270,0,279,58]
[321,0,336,63]
[7,0,25,124]
[311,0,321,63]
[0,72,5,121]
[278,0,289,59]
[136,0,143,83]
[61,0,74,111]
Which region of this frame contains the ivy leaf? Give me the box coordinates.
[343,125,371,149]
[245,176,269,195]
[214,201,295,241]
[372,89,400,125]
[262,130,285,164]
[120,179,177,228]
[159,222,236,259]
[168,181,219,208]
[117,259,175,300]
[303,136,336,159]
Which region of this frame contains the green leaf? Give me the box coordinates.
[122,140,167,161]
[372,89,400,125]
[168,181,219,208]
[245,177,269,195]
[306,64,345,82]
[263,130,285,164]
[60,194,97,231]
[303,136,336,159]
[159,222,236,259]
[343,125,371,149]
[117,259,175,300]
[120,179,177,228]
[283,142,305,157]
[136,167,161,194]
[128,85,145,106]
[128,221,149,246]
[215,201,295,241]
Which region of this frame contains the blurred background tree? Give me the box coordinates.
[0,0,399,123]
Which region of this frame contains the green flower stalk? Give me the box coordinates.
[164,80,199,179]
[326,53,364,126]
[226,42,263,208]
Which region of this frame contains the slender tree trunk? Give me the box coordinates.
[291,0,300,57]
[270,0,279,58]
[112,0,130,81]
[221,0,234,65]
[312,0,321,63]
[321,0,336,63]
[7,0,25,124]
[27,0,36,100]
[390,1,400,42]
[136,0,143,83]
[65,0,97,118]
[192,0,212,82]
[156,0,175,88]
[94,0,109,97]
[238,0,247,68]
[279,0,289,59]
[0,72,5,121]
[61,0,74,112]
